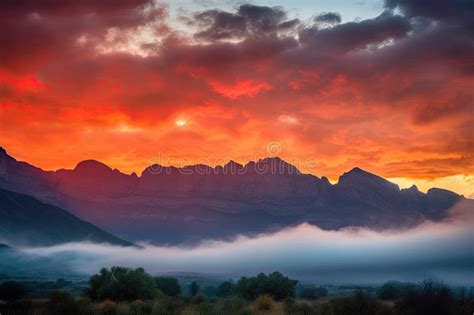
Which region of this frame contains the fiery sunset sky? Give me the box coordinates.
[0,0,472,196]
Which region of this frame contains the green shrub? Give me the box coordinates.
[284,298,321,315]
[154,277,181,297]
[86,266,159,302]
[236,272,298,300]
[48,290,76,315]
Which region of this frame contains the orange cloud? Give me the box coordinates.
[211,79,272,99]
[0,1,472,197]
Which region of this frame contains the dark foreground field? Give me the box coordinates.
[1,292,474,315]
[0,267,473,315]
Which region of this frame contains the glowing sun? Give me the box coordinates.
[175,119,187,126]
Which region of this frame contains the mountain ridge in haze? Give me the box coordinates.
[0,146,464,244]
[0,188,131,247]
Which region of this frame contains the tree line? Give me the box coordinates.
[86,267,299,301]
[0,266,473,315]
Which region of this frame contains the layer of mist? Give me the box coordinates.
[15,200,474,285]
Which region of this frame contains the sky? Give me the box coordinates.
[0,0,472,196]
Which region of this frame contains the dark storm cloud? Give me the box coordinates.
[300,12,411,54]
[194,10,247,40]
[314,12,342,25]
[0,0,166,71]
[194,4,299,40]
[0,0,153,17]
[237,4,287,33]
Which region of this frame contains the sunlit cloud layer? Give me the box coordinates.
[0,0,472,195]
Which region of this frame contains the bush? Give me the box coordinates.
[330,291,393,315]
[377,281,418,300]
[0,281,28,301]
[154,276,181,297]
[235,271,298,300]
[284,297,323,315]
[48,290,76,315]
[394,280,455,315]
[86,266,159,301]
[255,294,274,311]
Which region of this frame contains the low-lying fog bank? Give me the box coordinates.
[15,200,474,285]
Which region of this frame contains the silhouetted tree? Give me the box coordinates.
[377,281,418,300]
[235,271,298,300]
[395,280,456,315]
[86,266,158,301]
[154,276,181,297]
[189,281,200,296]
[0,281,27,301]
[330,290,393,315]
[216,280,235,297]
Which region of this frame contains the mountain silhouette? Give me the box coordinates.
[0,147,464,244]
[0,188,131,247]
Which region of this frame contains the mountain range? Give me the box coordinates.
[0,147,464,245]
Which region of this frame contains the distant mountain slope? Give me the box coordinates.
[0,147,464,244]
[0,243,11,251]
[0,188,130,247]
[0,243,81,278]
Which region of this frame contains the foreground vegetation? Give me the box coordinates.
[0,266,473,315]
